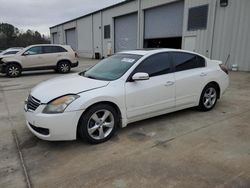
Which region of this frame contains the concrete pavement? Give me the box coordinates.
[0,59,250,188]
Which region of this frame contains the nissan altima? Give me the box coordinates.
[24,49,229,144]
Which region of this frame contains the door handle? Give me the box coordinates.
[165,81,175,86]
[200,72,207,77]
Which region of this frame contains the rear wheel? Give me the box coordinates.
[78,104,118,144]
[6,64,22,77]
[198,83,218,111]
[57,61,71,73]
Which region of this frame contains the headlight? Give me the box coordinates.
[43,95,80,114]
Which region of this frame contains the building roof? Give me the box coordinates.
[50,0,135,29]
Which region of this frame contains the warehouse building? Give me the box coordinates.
[50,0,250,71]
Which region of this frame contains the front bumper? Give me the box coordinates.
[24,104,84,141]
[0,63,5,73]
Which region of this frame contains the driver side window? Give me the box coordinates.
[134,53,172,77]
[25,46,42,55]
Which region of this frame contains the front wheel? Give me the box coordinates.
[78,104,119,144]
[6,64,22,77]
[198,84,218,111]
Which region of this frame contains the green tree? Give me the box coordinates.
[0,23,50,50]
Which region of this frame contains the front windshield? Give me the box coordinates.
[81,54,142,81]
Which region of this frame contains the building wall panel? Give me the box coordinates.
[76,16,93,58]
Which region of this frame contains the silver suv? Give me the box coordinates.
[0,44,79,77]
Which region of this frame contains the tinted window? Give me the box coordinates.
[188,5,209,31]
[104,25,111,39]
[3,51,19,55]
[196,55,206,67]
[134,53,172,77]
[57,46,67,52]
[26,46,42,55]
[172,52,205,72]
[43,46,67,54]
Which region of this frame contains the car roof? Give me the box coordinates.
[119,48,207,59]
[28,44,67,47]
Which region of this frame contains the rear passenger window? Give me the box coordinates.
[196,55,206,67]
[134,53,172,77]
[172,52,205,72]
[43,46,67,54]
[57,46,67,52]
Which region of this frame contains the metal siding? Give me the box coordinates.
[102,0,138,56]
[52,33,59,44]
[65,29,77,50]
[50,0,250,71]
[115,13,138,52]
[144,1,184,39]
[182,0,215,57]
[77,16,93,58]
[93,12,102,56]
[211,0,250,71]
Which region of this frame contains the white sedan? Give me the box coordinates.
[24,49,229,144]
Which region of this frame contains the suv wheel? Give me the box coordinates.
[198,83,218,111]
[6,64,22,77]
[57,61,71,73]
[78,104,119,144]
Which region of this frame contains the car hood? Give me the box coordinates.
[0,54,16,59]
[1,55,19,62]
[31,73,110,103]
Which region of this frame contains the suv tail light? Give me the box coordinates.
[219,64,229,74]
[75,52,79,58]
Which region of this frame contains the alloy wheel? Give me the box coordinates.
[8,66,20,76]
[203,87,217,109]
[60,63,69,72]
[87,110,115,140]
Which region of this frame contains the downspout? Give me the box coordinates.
[101,11,104,58]
[92,14,94,59]
[137,0,142,49]
[210,0,218,58]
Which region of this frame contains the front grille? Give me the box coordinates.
[27,95,41,111]
[29,123,49,135]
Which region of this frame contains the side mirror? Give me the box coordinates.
[132,72,149,81]
[22,51,29,56]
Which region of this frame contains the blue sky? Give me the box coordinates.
[0,0,124,36]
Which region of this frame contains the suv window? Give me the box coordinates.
[171,52,206,72]
[25,46,42,55]
[134,53,172,77]
[43,46,67,54]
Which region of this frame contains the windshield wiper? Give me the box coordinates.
[86,75,98,80]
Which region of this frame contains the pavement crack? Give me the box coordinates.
[12,130,32,188]
[1,85,32,188]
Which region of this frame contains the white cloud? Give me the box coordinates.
[0,0,124,36]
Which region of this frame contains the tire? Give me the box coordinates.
[78,104,119,144]
[57,61,71,73]
[198,83,218,111]
[6,63,22,77]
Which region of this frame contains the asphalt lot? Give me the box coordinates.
[0,59,250,188]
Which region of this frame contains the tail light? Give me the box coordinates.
[219,64,229,74]
[75,52,79,58]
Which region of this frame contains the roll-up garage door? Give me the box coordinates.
[115,13,137,52]
[144,1,184,39]
[65,28,77,50]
